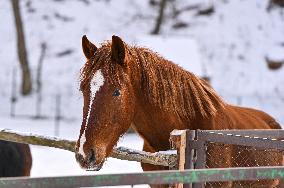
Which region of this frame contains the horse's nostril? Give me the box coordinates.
[75,153,84,164]
[89,149,96,162]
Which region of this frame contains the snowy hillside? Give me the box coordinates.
[1,0,284,124]
[1,0,283,124]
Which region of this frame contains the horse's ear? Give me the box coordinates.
[111,35,126,66]
[82,35,97,59]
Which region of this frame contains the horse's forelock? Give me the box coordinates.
[79,42,125,91]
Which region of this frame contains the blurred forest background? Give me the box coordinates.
[0,0,284,177]
[1,0,284,124]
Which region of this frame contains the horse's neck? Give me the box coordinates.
[129,70,187,150]
[129,49,224,151]
[132,93,219,152]
[132,99,185,151]
[130,77,200,151]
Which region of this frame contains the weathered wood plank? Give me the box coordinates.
[0,129,177,167]
[170,129,187,188]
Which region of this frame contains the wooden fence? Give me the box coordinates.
[1,129,284,187]
[170,129,284,188]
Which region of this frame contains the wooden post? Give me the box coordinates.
[170,130,193,188]
[193,130,206,188]
[185,131,195,170]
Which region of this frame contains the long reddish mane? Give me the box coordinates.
[79,41,225,120]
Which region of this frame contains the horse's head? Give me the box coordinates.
[75,35,136,170]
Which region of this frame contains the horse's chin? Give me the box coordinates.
[86,162,103,171]
[80,159,105,171]
[75,155,104,171]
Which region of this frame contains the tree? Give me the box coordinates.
[151,0,168,34]
[11,0,32,95]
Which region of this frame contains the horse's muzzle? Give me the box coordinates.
[75,149,102,171]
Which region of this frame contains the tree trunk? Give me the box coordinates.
[151,0,168,35]
[35,42,47,118]
[11,0,32,96]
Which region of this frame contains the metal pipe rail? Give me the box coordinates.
[1,166,284,188]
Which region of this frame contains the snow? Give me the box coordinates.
[30,136,143,177]
[171,130,186,136]
[156,150,177,155]
[135,35,203,76]
[266,45,284,61]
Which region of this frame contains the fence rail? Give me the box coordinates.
[169,129,284,188]
[1,129,284,188]
[0,129,176,167]
[1,166,284,188]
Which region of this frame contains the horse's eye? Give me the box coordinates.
[113,89,120,97]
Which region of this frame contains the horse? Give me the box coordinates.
[75,35,282,187]
[0,140,32,177]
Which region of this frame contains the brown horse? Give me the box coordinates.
[0,141,32,177]
[75,35,282,187]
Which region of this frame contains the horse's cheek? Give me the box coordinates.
[111,114,119,124]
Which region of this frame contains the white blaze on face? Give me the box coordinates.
[78,69,105,158]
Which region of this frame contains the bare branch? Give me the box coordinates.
[151,0,168,34]
[0,129,177,167]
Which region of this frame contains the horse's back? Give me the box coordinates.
[226,105,282,129]
[0,141,32,177]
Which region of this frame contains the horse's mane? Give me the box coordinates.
[80,41,225,120]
